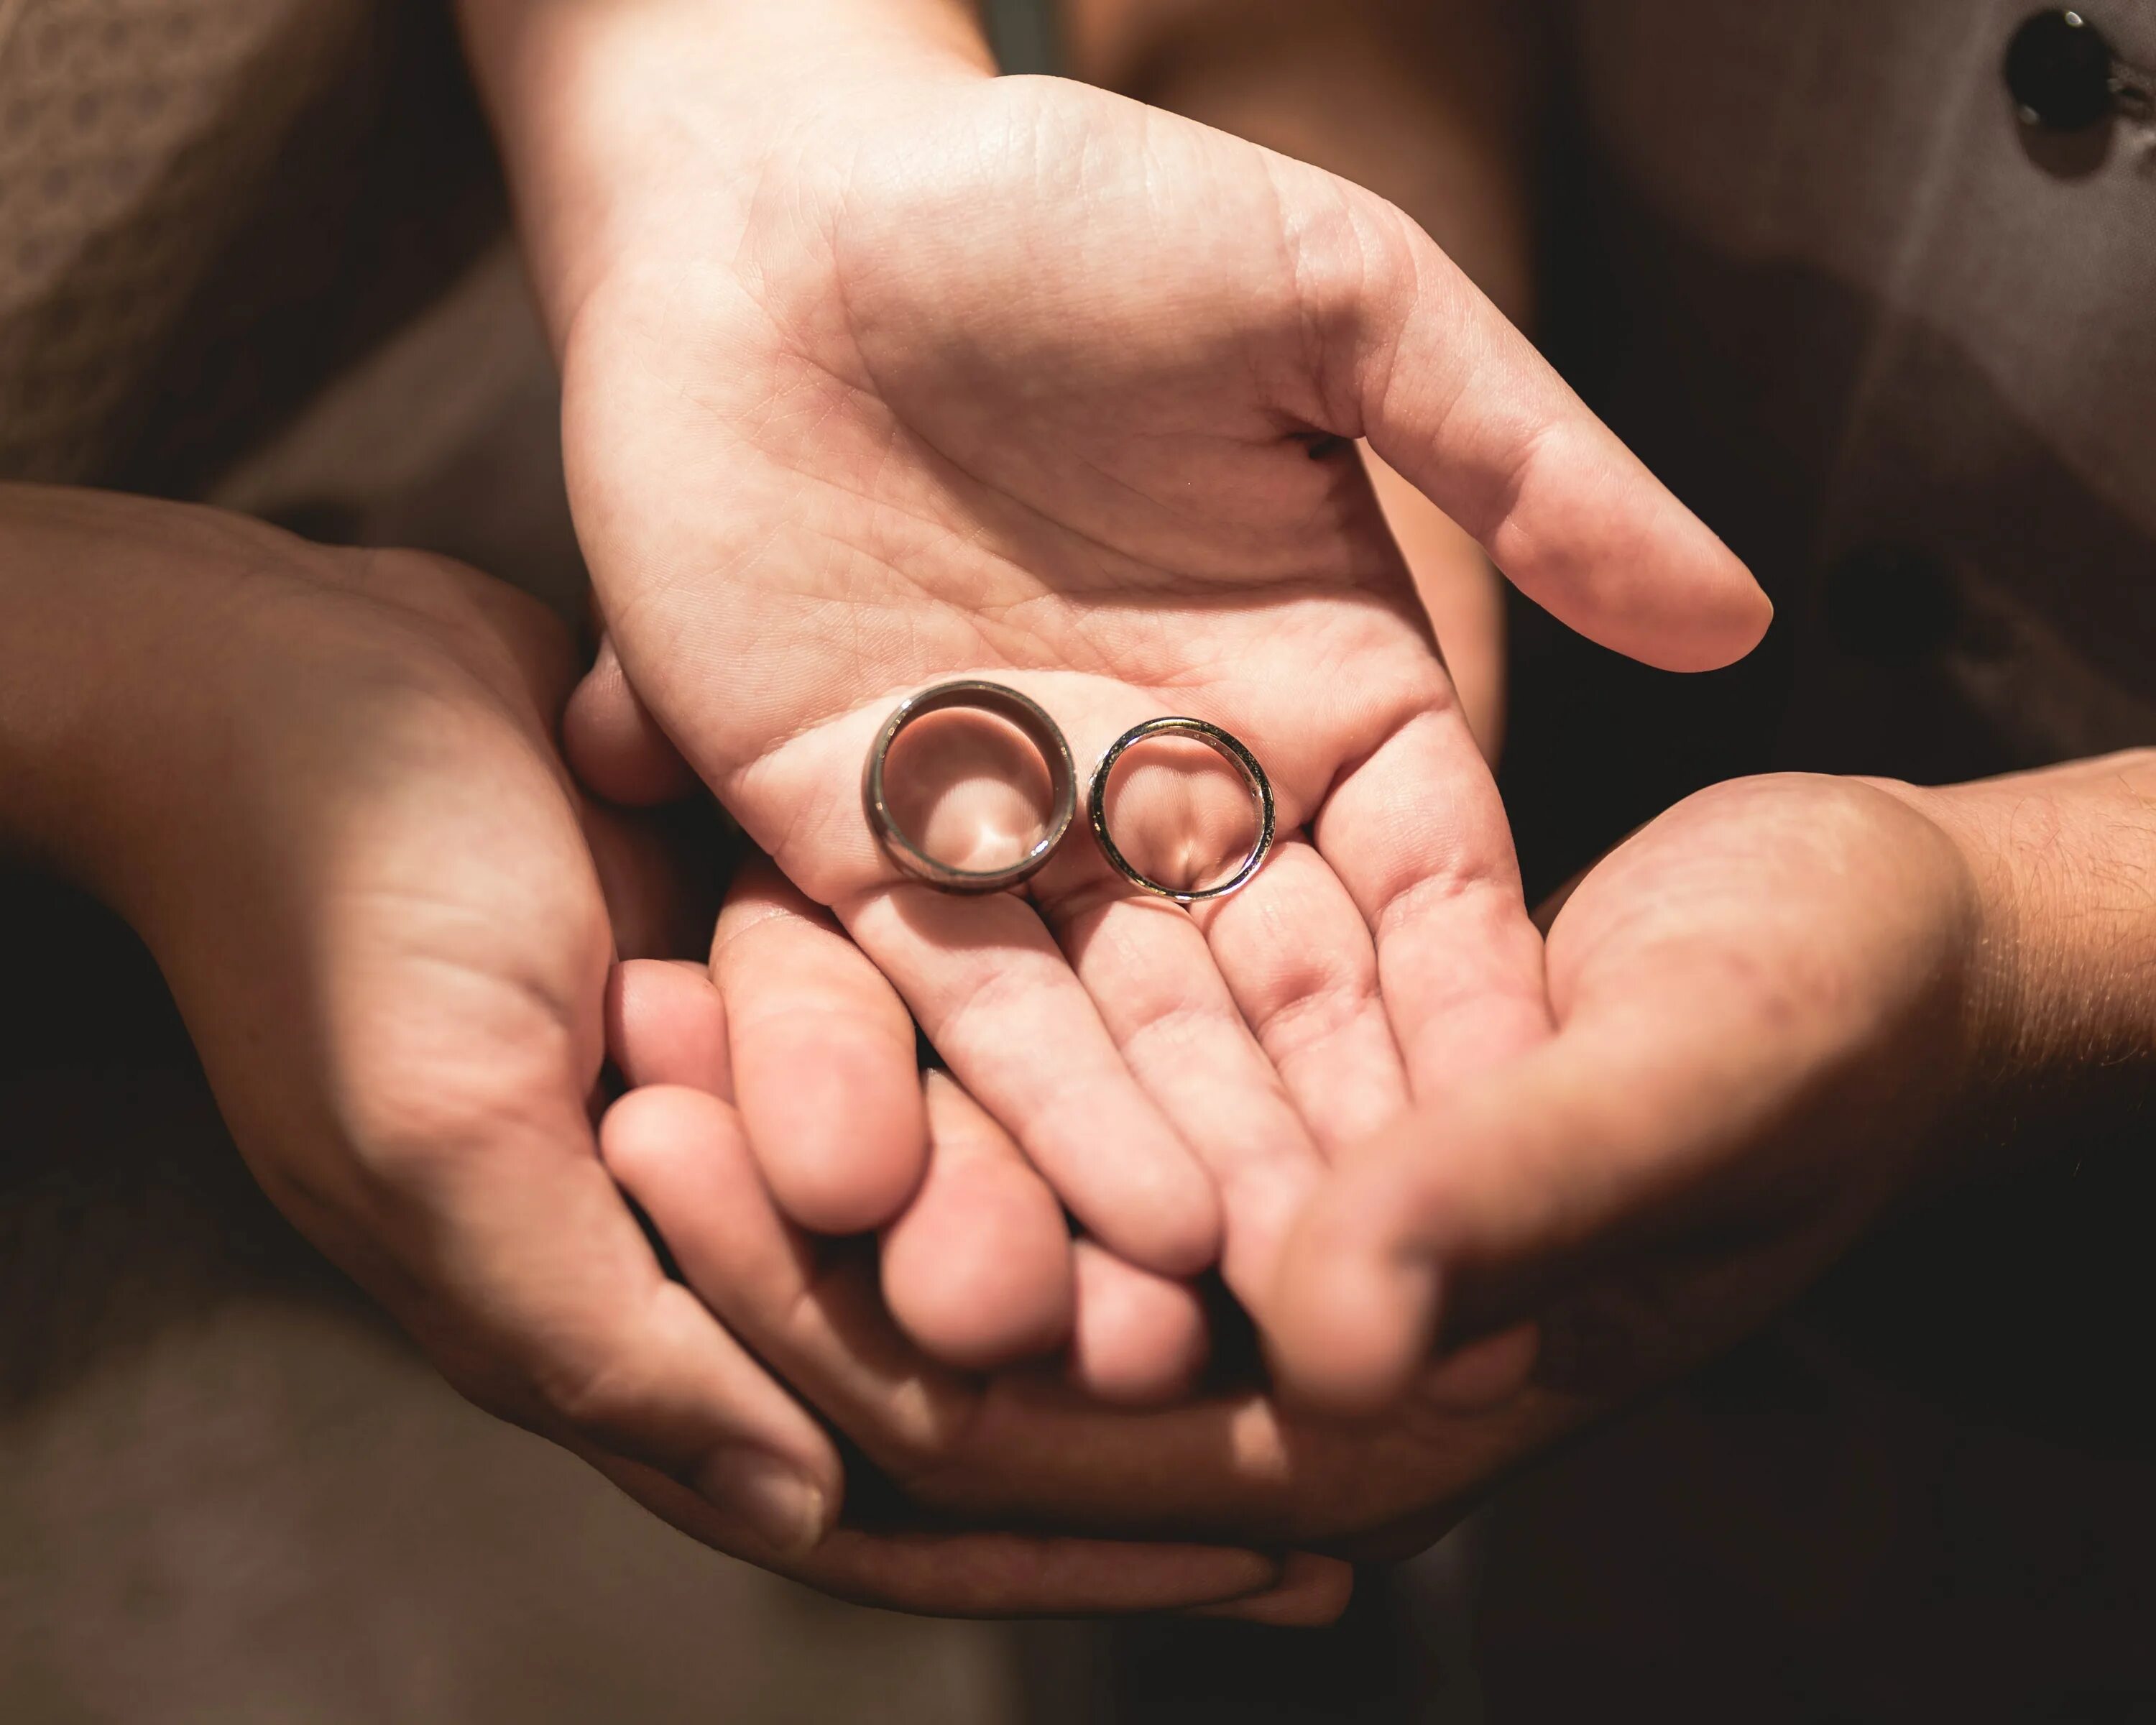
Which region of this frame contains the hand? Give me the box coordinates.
[594,776,2009,1597]
[1268,770,2009,1413]
[492,9,1769,1299]
[5,486,1285,1616]
[597,865,1572,1614]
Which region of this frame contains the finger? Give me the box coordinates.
[727,693,1222,1279]
[842,881,1221,1277]
[882,1062,1204,1395]
[1414,1322,1542,1414]
[1187,835,1411,1162]
[798,1527,1278,1619]
[392,1080,844,1559]
[1270,915,1823,1412]
[607,958,733,1098]
[1312,708,1550,1103]
[602,1069,1227,1518]
[602,1074,1572,1542]
[881,1072,1076,1370]
[1338,195,1771,671]
[589,1452,1290,1618]
[1027,845,1319,1310]
[1363,442,1505,760]
[711,857,929,1235]
[563,633,702,806]
[599,1072,985,1465]
[1066,1239,1210,1407]
[1176,1552,1357,1627]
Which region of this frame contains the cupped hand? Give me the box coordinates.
[1269,771,2004,1414]
[560,58,1769,1294]
[29,487,1282,1616]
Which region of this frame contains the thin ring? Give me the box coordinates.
[863,680,1077,893]
[1088,717,1276,905]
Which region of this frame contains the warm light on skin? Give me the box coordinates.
[1061,0,1540,761]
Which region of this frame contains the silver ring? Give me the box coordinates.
[1088,717,1276,905]
[863,680,1077,893]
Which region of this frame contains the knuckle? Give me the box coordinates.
[333,1032,578,1197]
[351,544,487,598]
[1292,184,1394,324]
[1250,959,1377,1059]
[336,1100,484,1197]
[1368,866,1472,947]
[1291,185,1424,415]
[489,1292,676,1460]
[334,1080,472,1188]
[924,959,1033,1053]
[528,1344,653,1446]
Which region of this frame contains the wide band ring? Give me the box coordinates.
[1088,717,1276,905]
[863,679,1078,893]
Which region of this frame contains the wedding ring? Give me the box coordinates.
[1088,717,1276,905]
[863,680,1077,893]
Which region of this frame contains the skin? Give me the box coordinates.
[459,0,2154,1630]
[11,5,2138,1634]
[0,0,1742,1622]
[602,760,2156,1621]
[1064,0,1546,756]
[556,0,1552,1392]
[1273,760,2156,1409]
[599,901,1553,1623]
[458,0,1771,1304]
[0,484,1304,1617]
[1046,1,2146,1432]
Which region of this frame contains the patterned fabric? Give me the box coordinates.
[0,0,367,481]
[1547,0,2156,783]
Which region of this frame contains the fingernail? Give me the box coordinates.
[695,1448,827,1555]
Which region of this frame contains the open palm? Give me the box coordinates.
[561,70,1766,1294]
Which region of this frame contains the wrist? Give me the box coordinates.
[1897,752,2156,1114]
[0,488,213,903]
[457,0,998,352]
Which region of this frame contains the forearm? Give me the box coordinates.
[1915,750,2156,1129]
[454,0,997,351]
[0,487,193,895]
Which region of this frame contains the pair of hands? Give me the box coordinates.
[9,477,1993,1621]
[25,481,1984,1622]
[499,42,2002,1614]
[11,25,2017,1622]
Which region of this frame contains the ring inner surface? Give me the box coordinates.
[1095,725,1266,899]
[878,701,1064,881]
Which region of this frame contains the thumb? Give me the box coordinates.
[564,633,703,806]
[1267,950,1800,1413]
[1341,203,1771,672]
